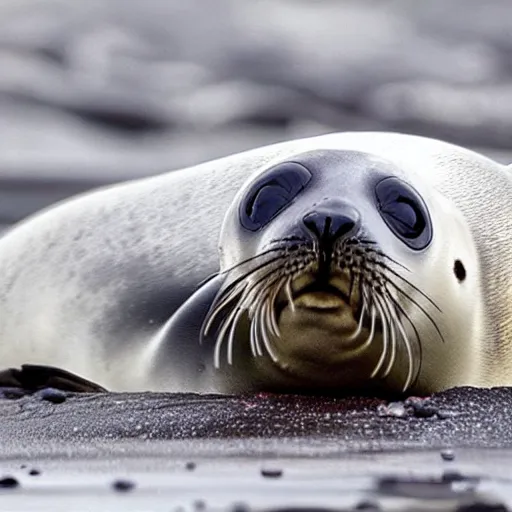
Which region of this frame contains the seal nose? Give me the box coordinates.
[303,206,359,243]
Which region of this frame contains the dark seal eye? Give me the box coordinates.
[240,162,312,231]
[375,177,432,250]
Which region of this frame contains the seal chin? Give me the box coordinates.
[270,308,381,390]
[269,274,382,389]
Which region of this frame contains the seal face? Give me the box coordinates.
[179,150,451,395]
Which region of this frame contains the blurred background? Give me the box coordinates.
[1,0,511,230]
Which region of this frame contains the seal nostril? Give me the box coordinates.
[303,213,322,239]
[333,218,355,239]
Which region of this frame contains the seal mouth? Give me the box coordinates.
[276,271,359,315]
[293,282,349,311]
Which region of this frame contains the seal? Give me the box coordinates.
[0,132,510,396]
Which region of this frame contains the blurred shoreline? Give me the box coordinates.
[0,0,511,223]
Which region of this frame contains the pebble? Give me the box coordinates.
[40,388,67,404]
[354,499,381,510]
[440,449,455,461]
[112,479,135,492]
[232,503,250,512]
[437,409,458,420]
[0,476,19,489]
[408,400,438,418]
[455,501,509,511]
[260,467,283,478]
[442,470,478,485]
[377,402,407,418]
[194,499,206,510]
[0,388,26,400]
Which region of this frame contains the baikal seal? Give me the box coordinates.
[0,132,510,396]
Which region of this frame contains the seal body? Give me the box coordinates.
[0,132,510,395]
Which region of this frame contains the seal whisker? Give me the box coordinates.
[258,300,280,363]
[358,241,411,273]
[375,258,442,313]
[334,237,430,390]
[212,265,284,365]
[347,278,368,341]
[383,279,445,344]
[262,296,274,342]
[203,283,246,339]
[382,292,415,392]
[384,290,422,353]
[370,291,389,378]
[226,306,247,366]
[244,274,284,358]
[348,272,356,305]
[261,283,283,347]
[250,298,272,362]
[382,286,423,386]
[248,315,258,358]
[346,296,367,342]
[367,304,377,349]
[268,278,285,339]
[380,294,398,378]
[358,289,377,353]
[249,308,263,357]
[248,281,276,358]
[215,253,288,306]
[247,274,282,320]
[252,300,264,358]
[395,312,415,393]
[219,247,288,276]
[267,236,309,247]
[213,280,268,367]
[214,304,240,368]
[285,276,295,313]
[203,256,287,339]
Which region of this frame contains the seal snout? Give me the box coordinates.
[301,202,361,276]
[302,203,360,245]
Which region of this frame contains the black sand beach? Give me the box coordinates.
[0,387,512,510]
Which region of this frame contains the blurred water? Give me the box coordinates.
[0,0,511,221]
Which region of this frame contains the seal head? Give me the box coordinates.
[162,149,480,396]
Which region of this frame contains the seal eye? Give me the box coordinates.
[240,162,312,231]
[375,177,432,250]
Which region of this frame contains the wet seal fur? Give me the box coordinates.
[0,132,510,396]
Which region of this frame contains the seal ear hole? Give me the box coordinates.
[454,259,466,282]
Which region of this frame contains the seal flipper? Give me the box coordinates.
[159,273,225,349]
[0,364,107,393]
[149,274,225,389]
